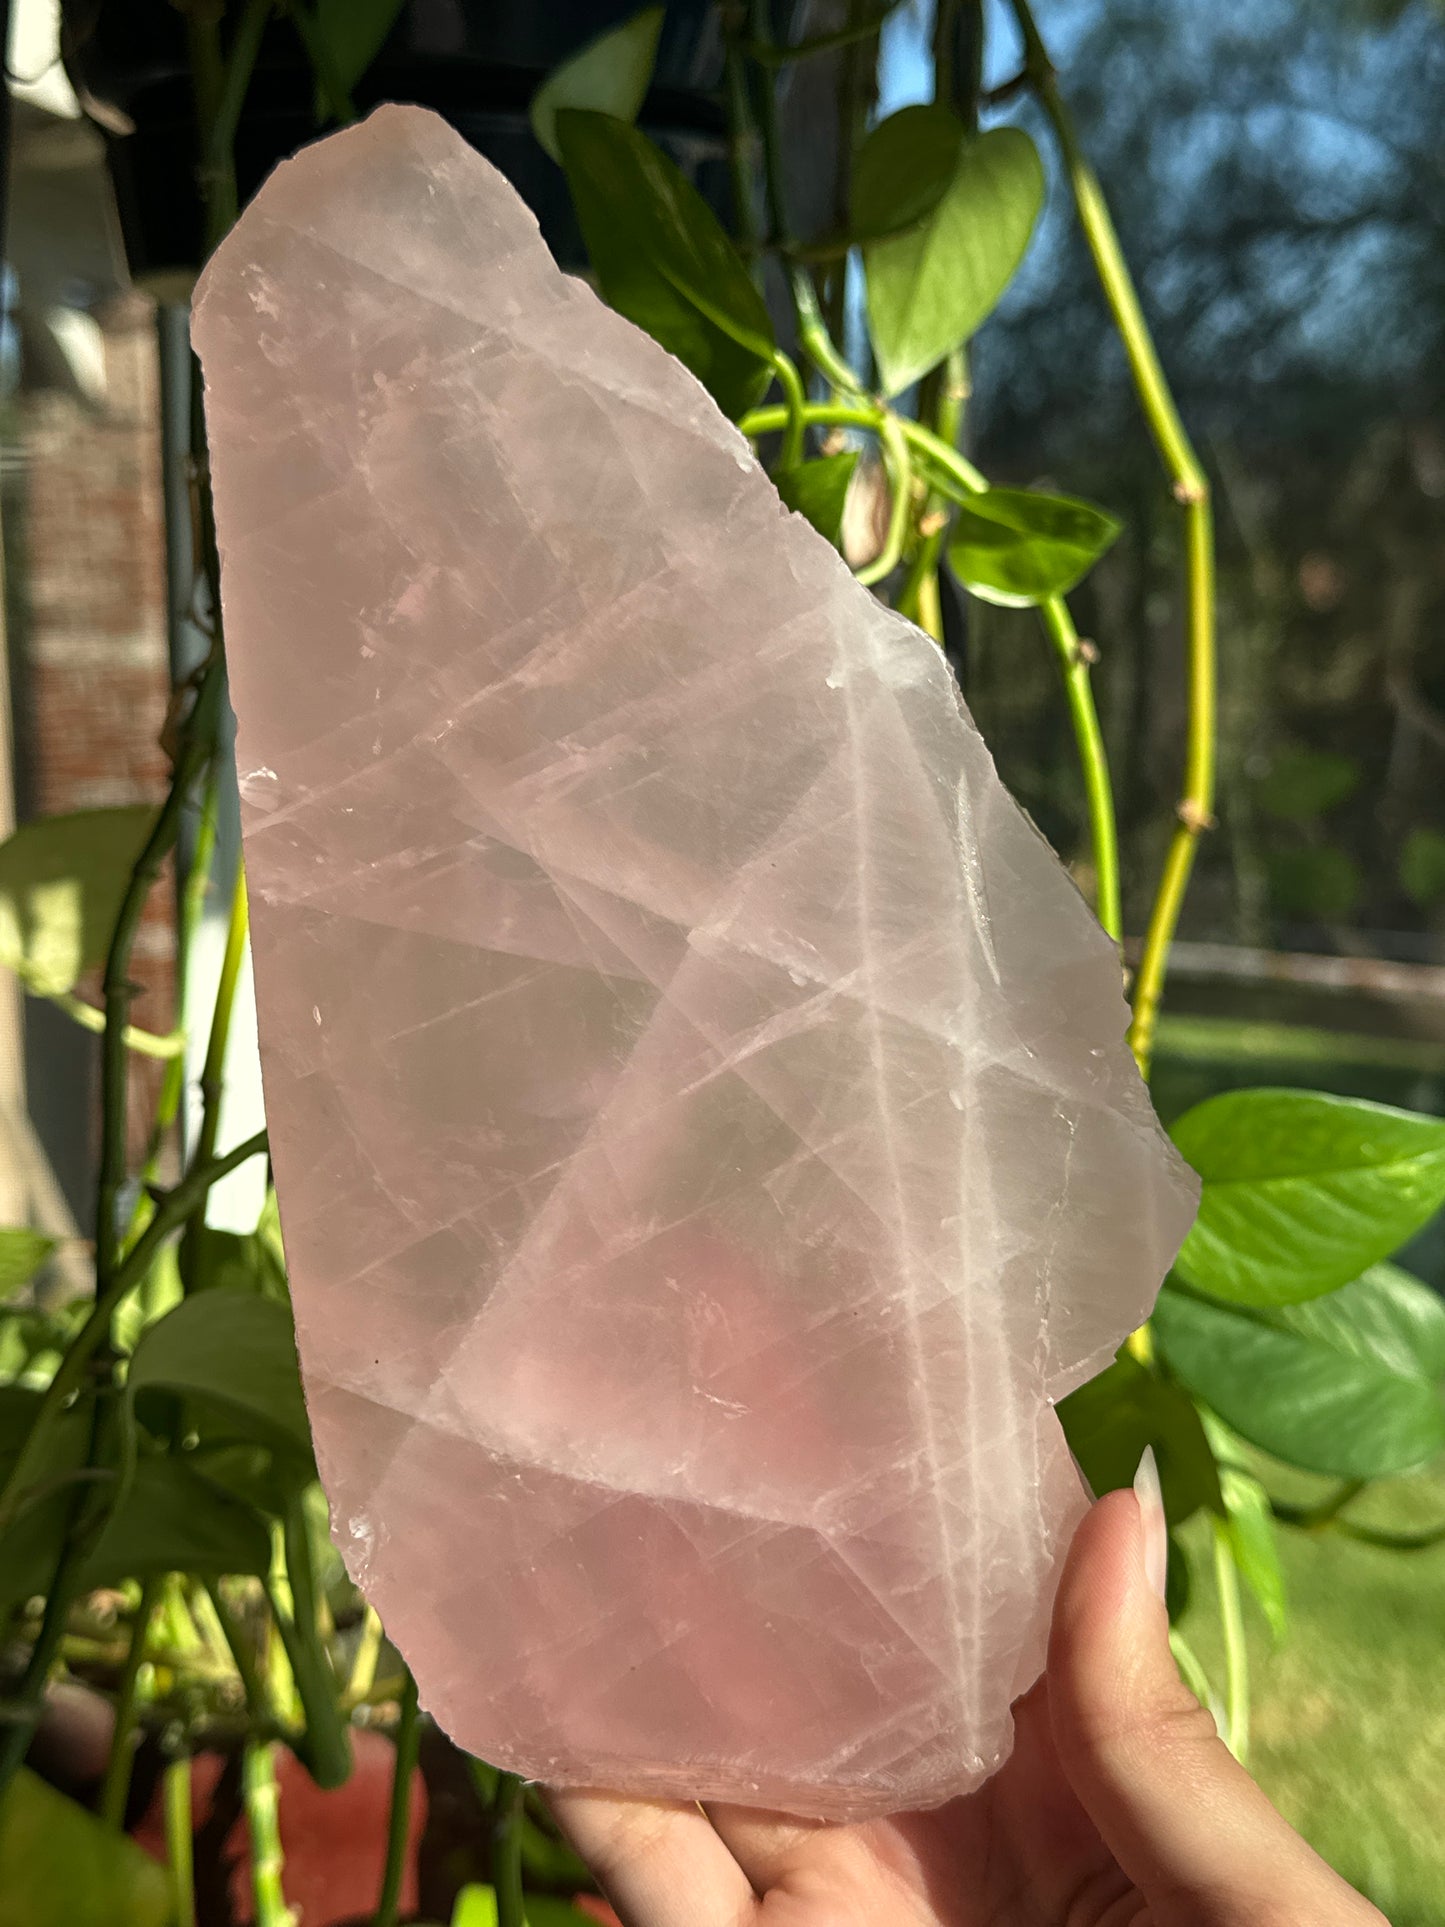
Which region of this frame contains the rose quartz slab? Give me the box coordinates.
[193,105,1197,1820]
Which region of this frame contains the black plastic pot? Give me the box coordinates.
[60,0,758,287]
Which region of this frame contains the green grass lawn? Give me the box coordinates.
[1178,1463,1445,1924]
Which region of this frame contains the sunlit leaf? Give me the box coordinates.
[0,808,155,997]
[557,110,775,419]
[947,486,1121,607]
[1171,1088,1445,1306]
[864,126,1043,395]
[851,103,964,241]
[1156,1264,1445,1478]
[531,7,664,163]
[450,1885,597,1927]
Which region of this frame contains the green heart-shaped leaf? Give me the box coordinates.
[1172,1088,1445,1306]
[532,7,664,162]
[775,450,860,549]
[80,1455,273,1585]
[851,104,964,241]
[864,126,1043,395]
[309,0,406,99]
[1155,1264,1445,1478]
[127,1289,314,1468]
[947,486,1121,606]
[1057,1351,1221,1526]
[557,110,775,419]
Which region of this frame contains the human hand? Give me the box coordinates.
[549,1476,1385,1925]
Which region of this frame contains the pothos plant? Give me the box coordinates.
[1,2,1443,1924]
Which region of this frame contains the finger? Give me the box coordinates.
[546,1787,758,1927]
[701,1802,832,1893]
[704,1799,957,1917]
[1048,1486,1382,1922]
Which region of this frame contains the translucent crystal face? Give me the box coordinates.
[193,104,1197,1820]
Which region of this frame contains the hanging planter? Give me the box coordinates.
[58,0,749,289]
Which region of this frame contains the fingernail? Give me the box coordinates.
[1133,1446,1168,1601]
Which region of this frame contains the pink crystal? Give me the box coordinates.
[192,105,1197,1820]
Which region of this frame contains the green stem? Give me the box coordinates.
[1038,598,1123,941]
[742,399,880,442]
[374,1672,420,1927]
[0,1136,268,1798]
[136,767,221,1316]
[899,418,988,494]
[1008,0,1215,1073]
[196,863,249,1172]
[205,1579,274,1726]
[180,862,250,1290]
[770,351,808,468]
[492,1771,528,1927]
[1168,1626,1215,1712]
[46,993,183,1058]
[243,1742,297,1927]
[896,349,966,638]
[745,397,1124,934]
[268,1495,352,1790]
[173,768,222,1071]
[1128,497,1216,1074]
[165,1754,197,1927]
[1211,1519,1250,1763]
[96,656,225,1297]
[99,1577,162,1829]
[0,1131,269,1539]
[187,0,272,253]
[790,269,868,397]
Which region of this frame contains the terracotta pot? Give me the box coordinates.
[129,1729,426,1926]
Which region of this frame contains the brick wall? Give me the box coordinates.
[7,289,175,1225]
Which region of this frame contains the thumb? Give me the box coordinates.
[1046,1469,1381,1924]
